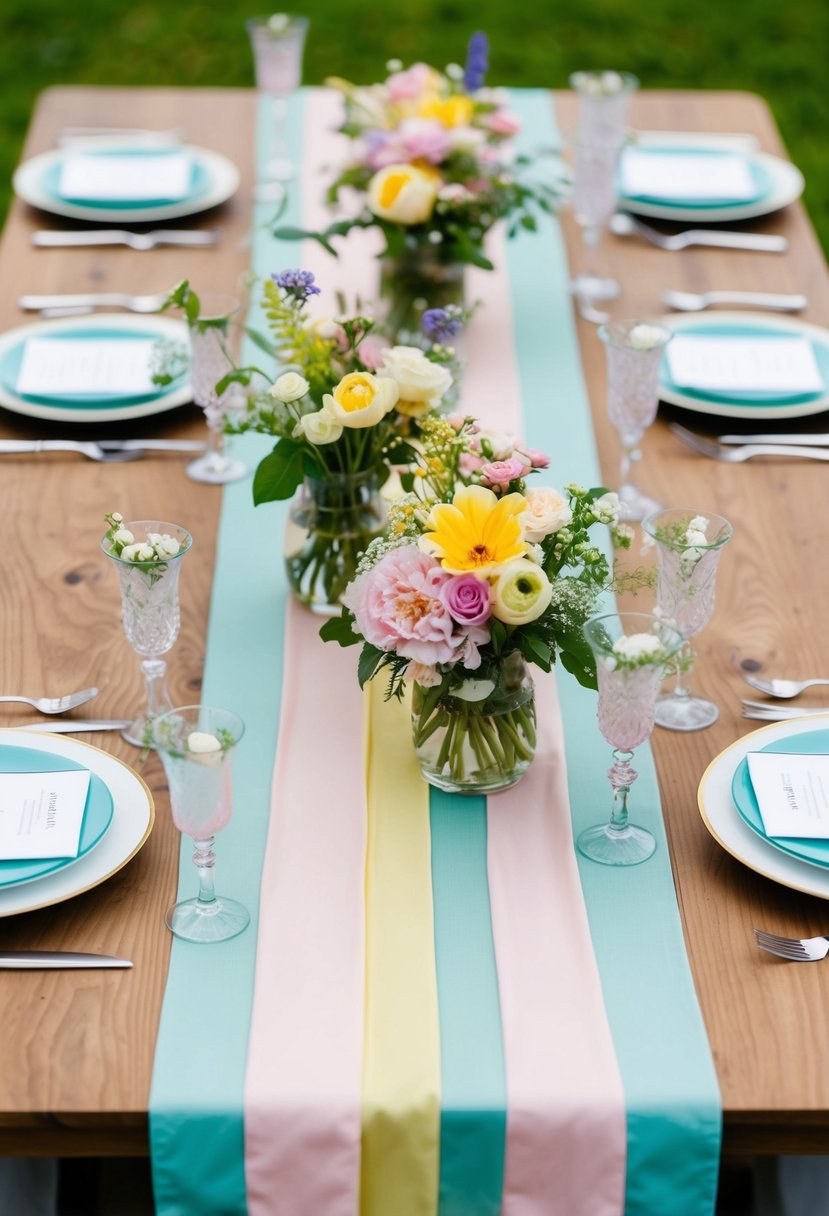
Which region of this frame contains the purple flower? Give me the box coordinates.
[272,269,321,302]
[422,306,465,342]
[440,573,491,627]
[463,32,489,93]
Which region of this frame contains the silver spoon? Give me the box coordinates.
[743,674,829,699]
[663,289,807,312]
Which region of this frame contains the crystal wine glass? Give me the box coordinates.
[569,70,639,150]
[642,508,733,731]
[568,132,625,310]
[101,521,192,746]
[599,319,672,521]
[153,705,249,944]
[577,612,682,866]
[247,13,309,194]
[186,293,247,485]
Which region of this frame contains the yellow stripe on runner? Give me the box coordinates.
[361,679,441,1216]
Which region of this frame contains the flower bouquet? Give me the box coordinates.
[322,417,619,793]
[276,34,562,335]
[224,270,456,612]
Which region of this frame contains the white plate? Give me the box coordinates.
[698,715,829,900]
[13,143,239,224]
[619,149,803,222]
[0,730,154,917]
[0,313,191,423]
[659,312,829,420]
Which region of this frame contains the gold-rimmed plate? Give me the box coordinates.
[0,730,154,917]
[698,715,829,899]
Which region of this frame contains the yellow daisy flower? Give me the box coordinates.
[419,484,527,574]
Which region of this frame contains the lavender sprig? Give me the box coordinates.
[272,269,322,303]
[463,32,489,93]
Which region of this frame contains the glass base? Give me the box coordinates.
[165,896,250,943]
[618,483,662,523]
[121,711,168,749]
[654,693,719,731]
[263,157,294,181]
[187,452,248,484]
[421,767,529,796]
[577,821,656,866]
[571,273,620,302]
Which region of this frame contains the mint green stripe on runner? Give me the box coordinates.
[504,88,722,1216]
[150,92,306,1216]
[430,790,506,1216]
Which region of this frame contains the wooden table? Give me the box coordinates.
[0,85,828,1163]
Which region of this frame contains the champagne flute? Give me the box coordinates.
[642,508,733,731]
[154,705,248,944]
[101,520,192,746]
[577,612,682,866]
[247,13,309,194]
[569,70,638,149]
[186,293,247,485]
[599,319,672,521]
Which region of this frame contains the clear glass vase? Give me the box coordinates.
[284,469,386,615]
[411,651,536,795]
[380,246,466,341]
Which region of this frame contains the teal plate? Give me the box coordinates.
[1,327,183,409]
[661,320,829,408]
[0,744,113,888]
[43,148,209,210]
[619,146,773,210]
[732,729,829,869]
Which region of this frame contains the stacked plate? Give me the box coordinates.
[13,142,239,224]
[699,717,829,899]
[0,731,154,917]
[618,140,804,223]
[0,313,191,423]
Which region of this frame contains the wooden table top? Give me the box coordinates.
[0,85,827,1159]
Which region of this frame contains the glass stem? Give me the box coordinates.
[582,223,603,279]
[620,438,641,492]
[673,641,693,699]
[607,748,638,833]
[192,837,217,907]
[141,657,171,724]
[269,96,289,171]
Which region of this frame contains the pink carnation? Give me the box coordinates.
[342,547,456,665]
[480,455,529,488]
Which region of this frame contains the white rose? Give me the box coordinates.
[367,163,437,225]
[155,536,181,558]
[628,323,668,351]
[271,371,310,403]
[522,487,573,543]
[112,527,134,546]
[490,559,553,625]
[298,409,344,445]
[476,430,514,461]
[685,529,708,548]
[689,515,709,534]
[120,543,143,562]
[186,730,223,767]
[448,125,486,154]
[378,345,453,412]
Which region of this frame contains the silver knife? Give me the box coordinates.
[0,951,132,969]
[719,432,829,446]
[16,720,132,733]
[31,229,220,249]
[668,230,789,252]
[0,439,205,455]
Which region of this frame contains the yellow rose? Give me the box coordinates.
[322,371,400,429]
[417,93,475,128]
[367,163,437,225]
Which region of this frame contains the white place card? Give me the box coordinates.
[620,149,758,201]
[0,769,91,860]
[666,335,824,394]
[16,337,158,397]
[747,753,829,839]
[58,151,192,201]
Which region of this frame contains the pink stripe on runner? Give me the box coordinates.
[244,603,366,1215]
[488,673,627,1216]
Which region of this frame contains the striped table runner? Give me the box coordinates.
[150,88,721,1216]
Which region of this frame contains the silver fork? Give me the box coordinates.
[740,701,829,721]
[669,424,829,463]
[0,687,98,714]
[31,229,221,251]
[663,289,807,313]
[609,212,788,253]
[0,439,142,463]
[744,674,829,699]
[754,929,829,961]
[18,292,169,314]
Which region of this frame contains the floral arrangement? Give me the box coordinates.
[643,513,722,576]
[600,631,674,671]
[276,34,562,273]
[103,512,183,564]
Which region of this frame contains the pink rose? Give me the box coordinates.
[342,547,456,665]
[359,334,392,371]
[486,111,522,137]
[387,62,433,102]
[515,444,550,469]
[480,455,529,488]
[440,573,491,627]
[399,118,452,165]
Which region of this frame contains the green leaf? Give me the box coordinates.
[357,643,385,688]
[489,617,508,655]
[319,613,360,647]
[244,327,280,359]
[519,631,553,672]
[384,441,418,466]
[252,440,305,505]
[400,471,416,493]
[272,225,340,257]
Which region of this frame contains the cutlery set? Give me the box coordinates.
[0,438,206,462]
[670,423,829,463]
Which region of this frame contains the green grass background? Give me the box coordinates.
[1,0,827,251]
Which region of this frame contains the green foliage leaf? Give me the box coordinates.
[357,643,385,688]
[252,439,305,505]
[519,631,553,672]
[319,612,360,647]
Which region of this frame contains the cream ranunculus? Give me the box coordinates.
[378,345,453,414]
[271,371,310,403]
[490,559,553,625]
[522,487,573,543]
[297,409,344,445]
[322,371,399,429]
[367,163,437,225]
